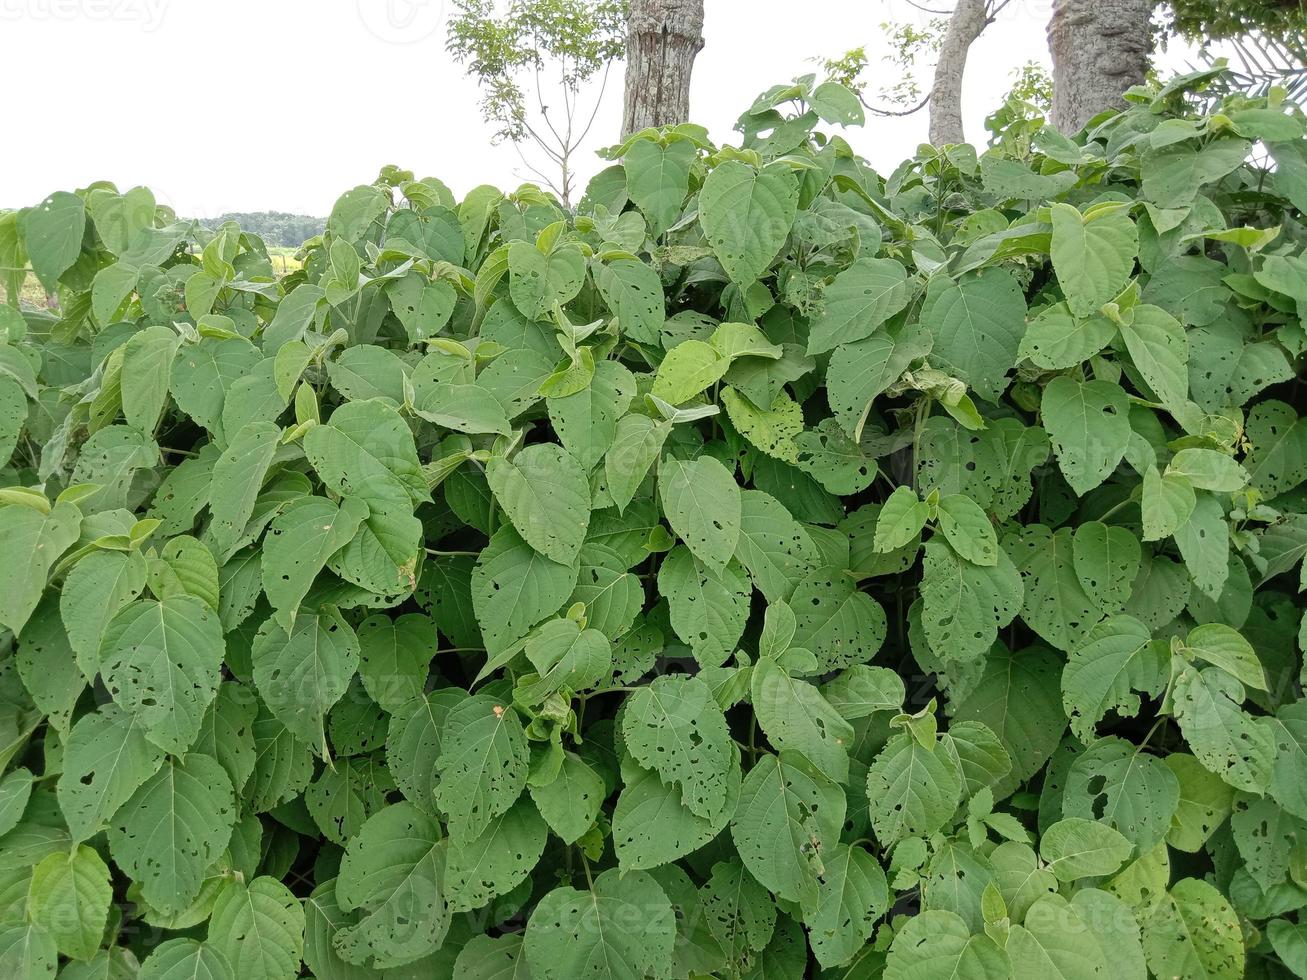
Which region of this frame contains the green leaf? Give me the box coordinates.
[826,323,932,441]
[1062,615,1167,741]
[1165,752,1234,853]
[722,388,803,462]
[652,340,728,405]
[1071,521,1142,615]
[595,258,665,345]
[529,751,605,844]
[803,842,887,968]
[548,360,636,470]
[733,488,818,601]
[434,695,529,843]
[884,910,1008,980]
[806,257,910,355]
[659,455,741,570]
[612,755,740,871]
[1041,376,1131,496]
[936,494,998,566]
[355,613,434,713]
[333,803,448,968]
[919,539,1023,664]
[207,421,282,563]
[920,268,1026,402]
[730,753,845,911]
[27,844,111,961]
[624,138,693,236]
[452,933,531,980]
[1018,302,1116,370]
[263,496,369,628]
[99,595,226,755]
[0,499,81,634]
[57,703,165,843]
[1172,665,1275,793]
[1166,447,1247,493]
[472,526,578,656]
[1050,203,1138,318]
[23,191,85,289]
[752,655,854,782]
[866,732,962,846]
[1141,878,1244,980]
[1008,525,1103,652]
[137,940,235,980]
[507,240,585,319]
[1183,622,1266,690]
[1062,736,1179,852]
[121,325,181,431]
[658,546,751,666]
[622,674,732,819]
[252,608,360,751]
[524,869,676,980]
[0,923,57,980]
[108,753,235,915]
[1006,893,1117,979]
[384,688,459,810]
[603,413,670,513]
[1039,817,1133,881]
[446,797,547,912]
[304,399,427,507]
[1119,304,1189,408]
[790,567,887,671]
[699,161,798,286]
[700,858,775,965]
[1245,399,1307,499]
[487,444,591,564]
[209,877,305,980]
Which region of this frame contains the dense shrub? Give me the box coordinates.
[0,68,1305,978]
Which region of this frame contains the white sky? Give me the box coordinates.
[0,0,1203,217]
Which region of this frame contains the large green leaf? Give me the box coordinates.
[487,444,591,564]
[806,258,910,354]
[251,608,360,752]
[208,877,305,980]
[524,869,676,980]
[0,499,81,634]
[920,268,1026,402]
[730,752,845,911]
[622,674,733,819]
[1050,203,1137,318]
[1041,376,1131,496]
[433,695,529,843]
[108,753,235,915]
[99,595,225,755]
[27,844,112,961]
[699,161,798,286]
[659,455,742,570]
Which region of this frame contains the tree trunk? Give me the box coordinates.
[929,0,989,146]
[622,0,705,138]
[1048,0,1153,134]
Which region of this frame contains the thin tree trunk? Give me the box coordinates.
[1048,0,1153,133]
[622,0,705,138]
[929,0,989,146]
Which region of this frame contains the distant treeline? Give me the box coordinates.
[197,211,325,248]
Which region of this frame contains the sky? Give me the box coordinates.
[0,0,1205,217]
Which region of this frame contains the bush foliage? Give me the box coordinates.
[0,68,1306,979]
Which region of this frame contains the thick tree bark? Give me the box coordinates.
[1048,0,1153,133]
[929,0,989,146]
[621,0,705,138]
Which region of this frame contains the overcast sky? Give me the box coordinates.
[1,0,1204,217]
